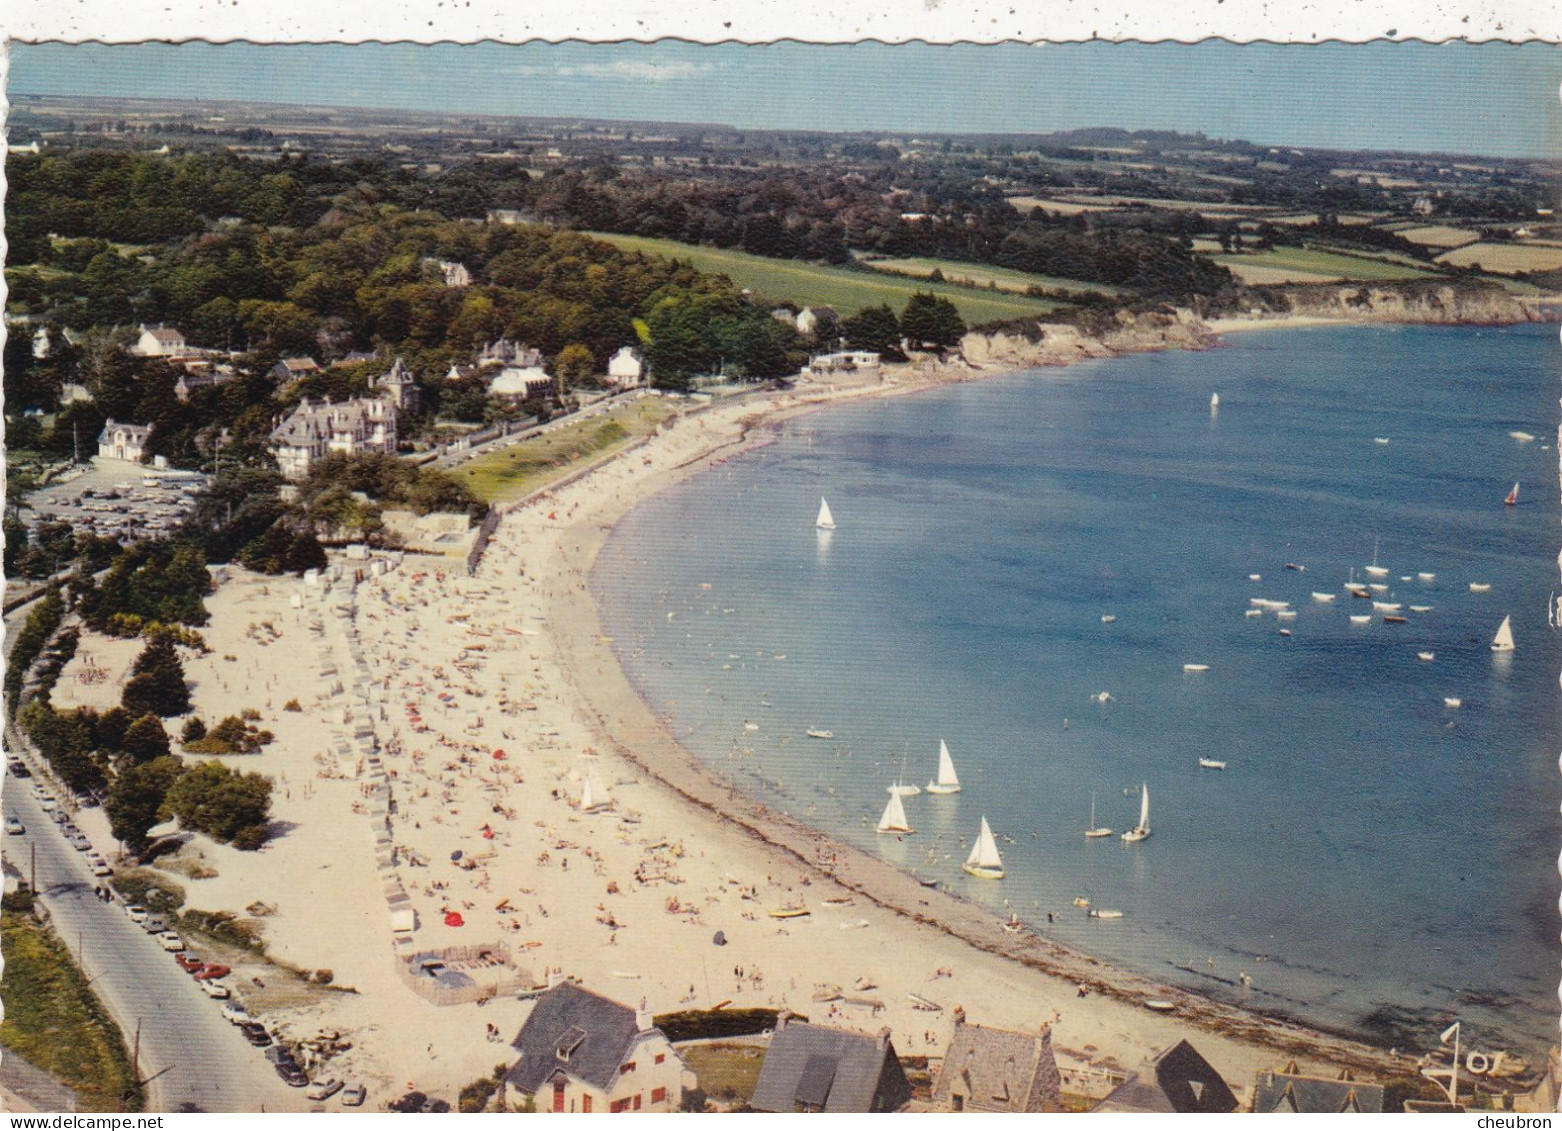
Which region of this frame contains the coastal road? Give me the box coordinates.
[2,599,303,1113]
[2,777,306,1112]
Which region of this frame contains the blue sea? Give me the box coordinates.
[593,323,1559,1053]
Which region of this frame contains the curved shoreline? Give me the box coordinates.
[512,349,1415,1081]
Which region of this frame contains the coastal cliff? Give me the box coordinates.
[960,308,1221,370]
[1275,282,1538,325]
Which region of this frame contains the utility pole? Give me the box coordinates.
[30,842,36,893]
[132,1020,141,1083]
[72,421,80,464]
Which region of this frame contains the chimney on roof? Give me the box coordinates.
[636,998,653,1033]
[775,1009,792,1031]
[877,1026,892,1050]
[547,970,568,989]
[952,1006,966,1029]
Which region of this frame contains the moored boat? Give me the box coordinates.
[876,791,914,835]
[1085,793,1113,839]
[806,728,834,739]
[1470,583,1492,593]
[1121,784,1152,843]
[1198,757,1227,770]
[1312,591,1337,602]
[1418,651,1435,662]
[1349,614,1372,625]
[926,740,962,795]
[1183,663,1210,672]
[1444,697,1463,708]
[1491,615,1515,653]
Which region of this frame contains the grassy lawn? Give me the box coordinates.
[860,255,1124,298]
[1211,245,1435,283]
[682,1043,765,1108]
[0,910,143,1112]
[587,233,1065,324]
[457,397,683,505]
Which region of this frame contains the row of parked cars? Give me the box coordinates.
[121,902,369,1106]
[18,778,114,877]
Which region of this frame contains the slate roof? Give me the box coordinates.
[506,983,646,1094]
[1092,1039,1238,1114]
[931,1018,1062,1113]
[97,419,153,445]
[749,1019,911,1113]
[270,397,392,447]
[1253,1068,1385,1114]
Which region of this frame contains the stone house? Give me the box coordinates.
[929,1008,1063,1113]
[269,396,398,480]
[1251,1063,1385,1114]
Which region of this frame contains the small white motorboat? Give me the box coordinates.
[1248,573,1262,581]
[1368,583,1389,592]
[1276,610,1297,621]
[1198,757,1227,770]
[1312,592,1337,602]
[1470,583,1492,593]
[1183,663,1210,672]
[1373,437,1391,445]
[1244,609,1264,618]
[1444,697,1463,708]
[1409,605,1433,613]
[1100,614,1117,624]
[1349,614,1372,625]
[1418,572,1436,581]
[1509,431,1535,443]
[1372,602,1402,612]
[1089,909,1124,920]
[1145,1000,1178,1013]
[1418,652,1435,662]
[806,729,834,740]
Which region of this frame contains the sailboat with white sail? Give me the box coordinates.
[962,817,1005,879]
[1084,793,1113,838]
[1121,784,1152,843]
[876,791,914,835]
[888,748,921,797]
[816,498,836,531]
[925,740,962,795]
[1491,615,1515,653]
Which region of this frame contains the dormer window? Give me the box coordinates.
[556,1027,586,1062]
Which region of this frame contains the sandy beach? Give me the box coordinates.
[52,331,1422,1107]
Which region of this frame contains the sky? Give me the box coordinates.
[8,40,1560,159]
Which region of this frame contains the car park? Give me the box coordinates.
[306,1079,343,1102]
[157,931,185,952]
[5,817,24,835]
[340,1085,367,1108]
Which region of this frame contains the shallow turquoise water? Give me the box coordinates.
[594,323,1559,1052]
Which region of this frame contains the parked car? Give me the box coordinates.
[126,905,148,923]
[5,817,24,835]
[142,915,166,934]
[340,1084,367,1108]
[175,954,205,974]
[89,858,113,877]
[264,1045,298,1068]
[50,808,69,825]
[9,760,32,778]
[240,1023,273,1047]
[194,964,231,981]
[306,1079,343,1102]
[275,1064,309,1088]
[157,931,185,952]
[220,1002,252,1025]
[199,980,230,999]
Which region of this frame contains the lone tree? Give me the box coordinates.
[122,714,172,764]
[120,634,191,718]
[900,292,966,350]
[105,755,185,855]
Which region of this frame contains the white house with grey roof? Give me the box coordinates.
[504,982,690,1113]
[749,1012,911,1114]
[97,419,154,463]
[269,396,397,480]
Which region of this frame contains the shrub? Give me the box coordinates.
[283,699,302,712]
[181,717,207,743]
[652,1008,800,1043]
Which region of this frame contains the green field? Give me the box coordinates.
[860,255,1123,298]
[457,397,683,505]
[0,909,143,1112]
[1211,246,1435,283]
[588,233,1065,324]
